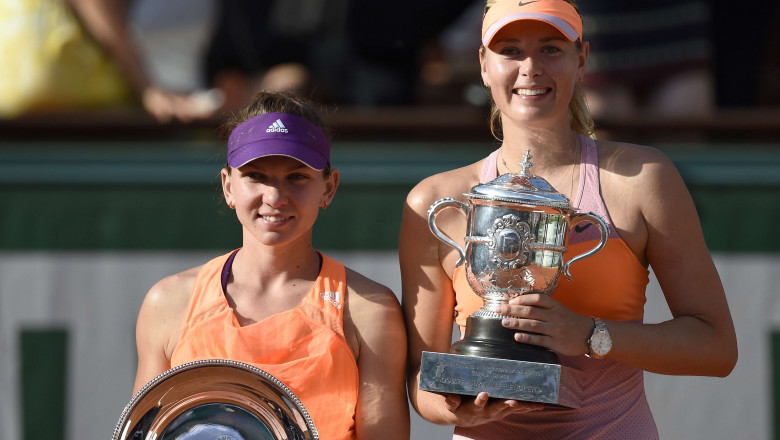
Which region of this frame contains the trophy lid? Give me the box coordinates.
[468,149,571,208]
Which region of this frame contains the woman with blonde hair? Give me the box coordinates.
[400,1,737,438]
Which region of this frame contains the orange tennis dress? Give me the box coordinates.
[171,251,359,440]
[452,136,659,439]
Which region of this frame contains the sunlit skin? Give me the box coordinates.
[134,153,410,439]
[401,16,736,430]
[221,155,338,251]
[481,21,588,133]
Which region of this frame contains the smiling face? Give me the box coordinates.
[221,155,338,248]
[480,20,588,132]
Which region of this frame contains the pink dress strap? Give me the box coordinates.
[481,148,500,183]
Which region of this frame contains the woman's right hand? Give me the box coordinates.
[442,392,543,427]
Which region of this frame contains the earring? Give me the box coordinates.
[228,201,235,209]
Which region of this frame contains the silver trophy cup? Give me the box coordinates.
[419,149,608,404]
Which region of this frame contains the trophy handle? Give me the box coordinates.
[427,197,469,267]
[562,212,608,280]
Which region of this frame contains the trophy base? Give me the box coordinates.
[452,316,560,364]
[419,316,561,404]
[419,351,560,403]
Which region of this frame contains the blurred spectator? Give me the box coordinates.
[204,0,475,108]
[577,1,716,121]
[69,0,223,122]
[0,0,133,118]
[0,0,487,120]
[415,1,487,107]
[0,0,220,122]
[411,0,780,112]
[202,0,339,111]
[340,0,474,106]
[3,0,778,123]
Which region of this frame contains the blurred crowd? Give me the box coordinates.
[1,0,778,123]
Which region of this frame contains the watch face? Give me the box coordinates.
[591,332,612,356]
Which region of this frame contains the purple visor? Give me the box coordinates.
[227,112,330,170]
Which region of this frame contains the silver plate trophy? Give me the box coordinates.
[419,149,608,404]
[113,359,318,440]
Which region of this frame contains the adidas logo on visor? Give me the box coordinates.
[266,119,288,133]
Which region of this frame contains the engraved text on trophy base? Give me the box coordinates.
[419,351,560,404]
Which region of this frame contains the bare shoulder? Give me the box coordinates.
[401,152,485,283]
[596,139,675,176]
[344,267,400,311]
[341,267,405,358]
[594,139,693,259]
[343,267,404,335]
[406,160,484,213]
[595,139,682,199]
[137,265,202,354]
[143,266,201,314]
[596,141,672,171]
[133,265,202,393]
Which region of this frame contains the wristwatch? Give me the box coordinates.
[586,317,612,359]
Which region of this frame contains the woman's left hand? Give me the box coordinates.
[494,294,593,357]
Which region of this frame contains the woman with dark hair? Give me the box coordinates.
[133,90,410,440]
